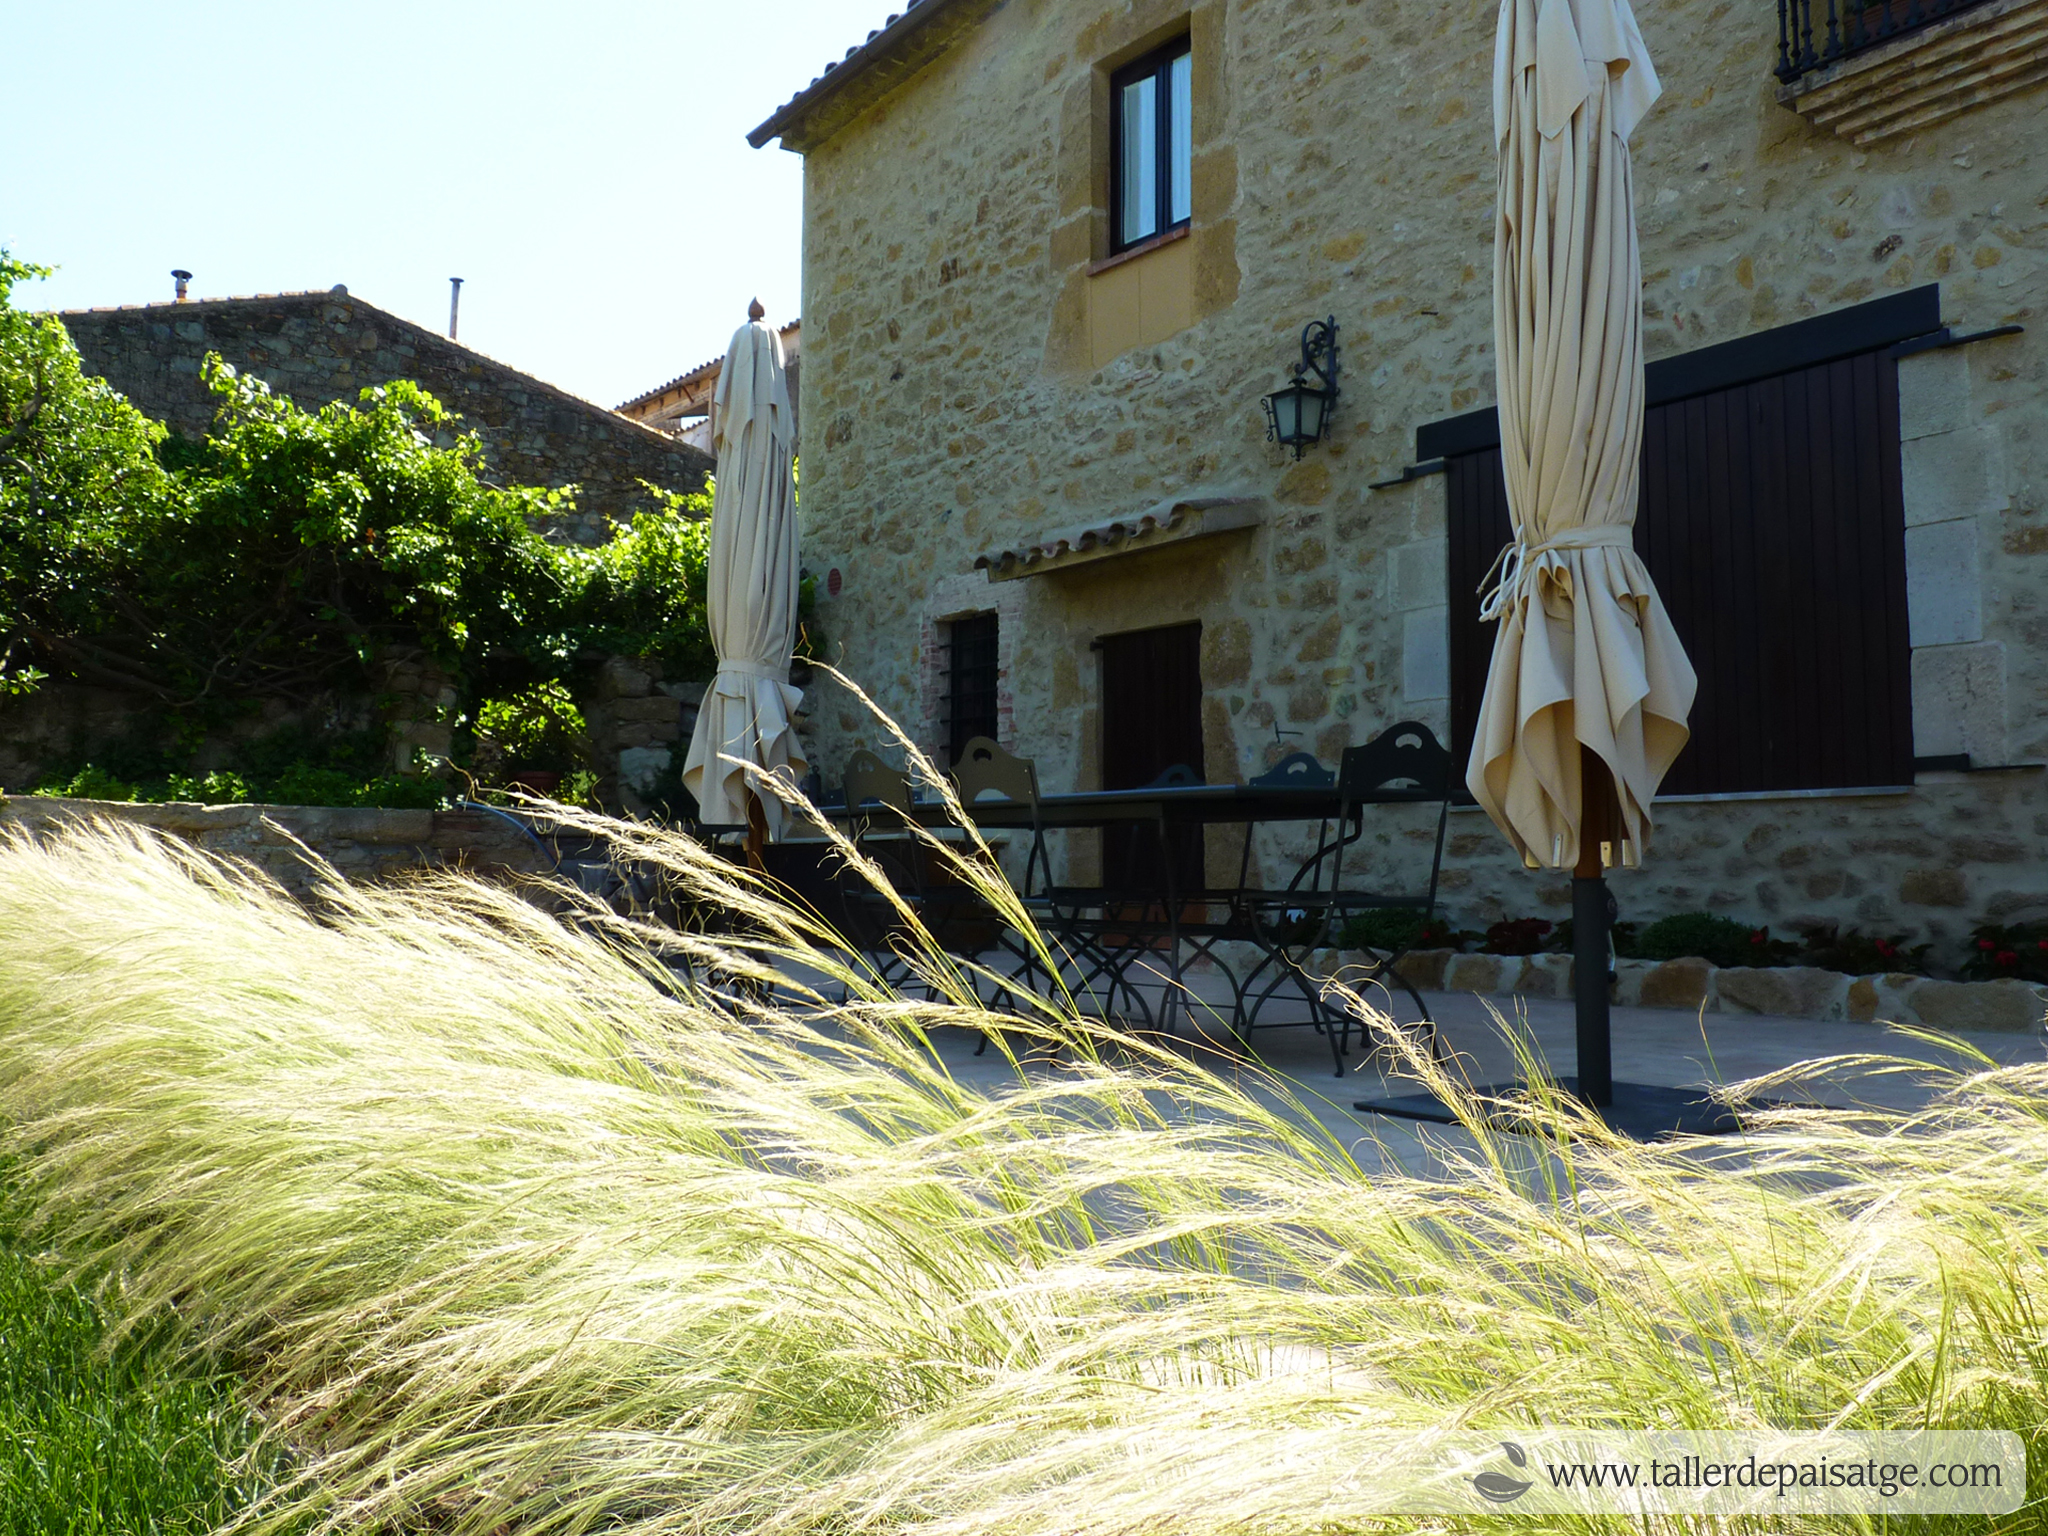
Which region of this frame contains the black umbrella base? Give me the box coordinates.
[1355,1077,1789,1141]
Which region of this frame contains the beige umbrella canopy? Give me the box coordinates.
[1468,0,1696,871]
[682,307,806,846]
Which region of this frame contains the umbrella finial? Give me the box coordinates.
[747,297,766,322]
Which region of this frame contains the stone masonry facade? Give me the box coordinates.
[768,0,2045,967]
[60,289,712,543]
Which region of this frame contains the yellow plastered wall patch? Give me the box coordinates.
[1087,237,1195,368]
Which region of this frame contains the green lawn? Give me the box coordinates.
[0,1189,290,1535]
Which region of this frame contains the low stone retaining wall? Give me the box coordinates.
[0,797,548,897]
[1379,948,2047,1034]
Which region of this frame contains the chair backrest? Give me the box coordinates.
[1249,751,1336,790]
[1338,721,1451,804]
[844,749,913,816]
[1293,721,1454,915]
[950,736,1039,806]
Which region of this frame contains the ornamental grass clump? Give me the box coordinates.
[0,770,2041,1533]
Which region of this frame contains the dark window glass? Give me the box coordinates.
[1111,39,1192,252]
[946,613,1001,766]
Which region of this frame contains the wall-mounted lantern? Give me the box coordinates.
[1262,316,1339,459]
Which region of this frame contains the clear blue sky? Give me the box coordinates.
[4,1,905,407]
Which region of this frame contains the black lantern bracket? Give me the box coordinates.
[1262,316,1340,459]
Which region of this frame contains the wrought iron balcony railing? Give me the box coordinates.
[1776,0,1993,82]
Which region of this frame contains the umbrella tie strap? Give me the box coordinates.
[1476,524,1637,622]
[716,659,791,683]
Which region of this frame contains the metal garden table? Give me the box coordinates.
[823,778,1414,1069]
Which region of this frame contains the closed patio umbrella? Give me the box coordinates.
[1471,0,1696,1117]
[1364,0,1707,1134]
[1471,0,1693,874]
[682,302,805,860]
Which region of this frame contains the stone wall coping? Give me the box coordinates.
[3,796,436,844]
[1373,947,2048,1034]
[0,796,547,896]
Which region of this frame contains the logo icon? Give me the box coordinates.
[1471,1441,1534,1504]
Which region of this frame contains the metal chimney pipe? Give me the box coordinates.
[171,270,192,302]
[448,277,464,339]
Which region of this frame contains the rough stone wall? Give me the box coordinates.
[785,0,2045,965]
[1385,947,2046,1033]
[0,679,384,794]
[59,290,713,543]
[0,798,547,898]
[0,650,467,794]
[586,655,694,814]
[0,653,695,819]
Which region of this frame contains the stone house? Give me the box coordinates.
[750,0,2046,954]
[61,285,712,543]
[618,318,803,456]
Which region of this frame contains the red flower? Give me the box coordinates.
[1979,939,1997,951]
[1750,930,1766,945]
[2037,940,2048,952]
[1875,939,1895,957]
[1997,950,2019,967]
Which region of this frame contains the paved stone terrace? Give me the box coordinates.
[913,974,2042,1179]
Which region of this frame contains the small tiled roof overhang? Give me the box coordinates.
[747,0,1002,153]
[974,496,1264,582]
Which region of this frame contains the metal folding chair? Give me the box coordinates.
[1235,721,1452,1074]
[949,736,1152,1040]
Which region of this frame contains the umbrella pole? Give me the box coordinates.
[1573,745,1615,1107]
[744,789,768,875]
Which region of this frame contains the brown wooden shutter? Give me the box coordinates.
[1448,348,1912,796]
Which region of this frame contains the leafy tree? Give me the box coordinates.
[560,488,713,674]
[0,254,172,697]
[0,258,716,727]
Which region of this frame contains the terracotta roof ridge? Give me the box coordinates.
[748,0,976,149]
[616,318,801,415]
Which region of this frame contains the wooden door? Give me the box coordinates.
[1098,622,1204,895]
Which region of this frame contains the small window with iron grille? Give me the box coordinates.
[944,613,1001,767]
